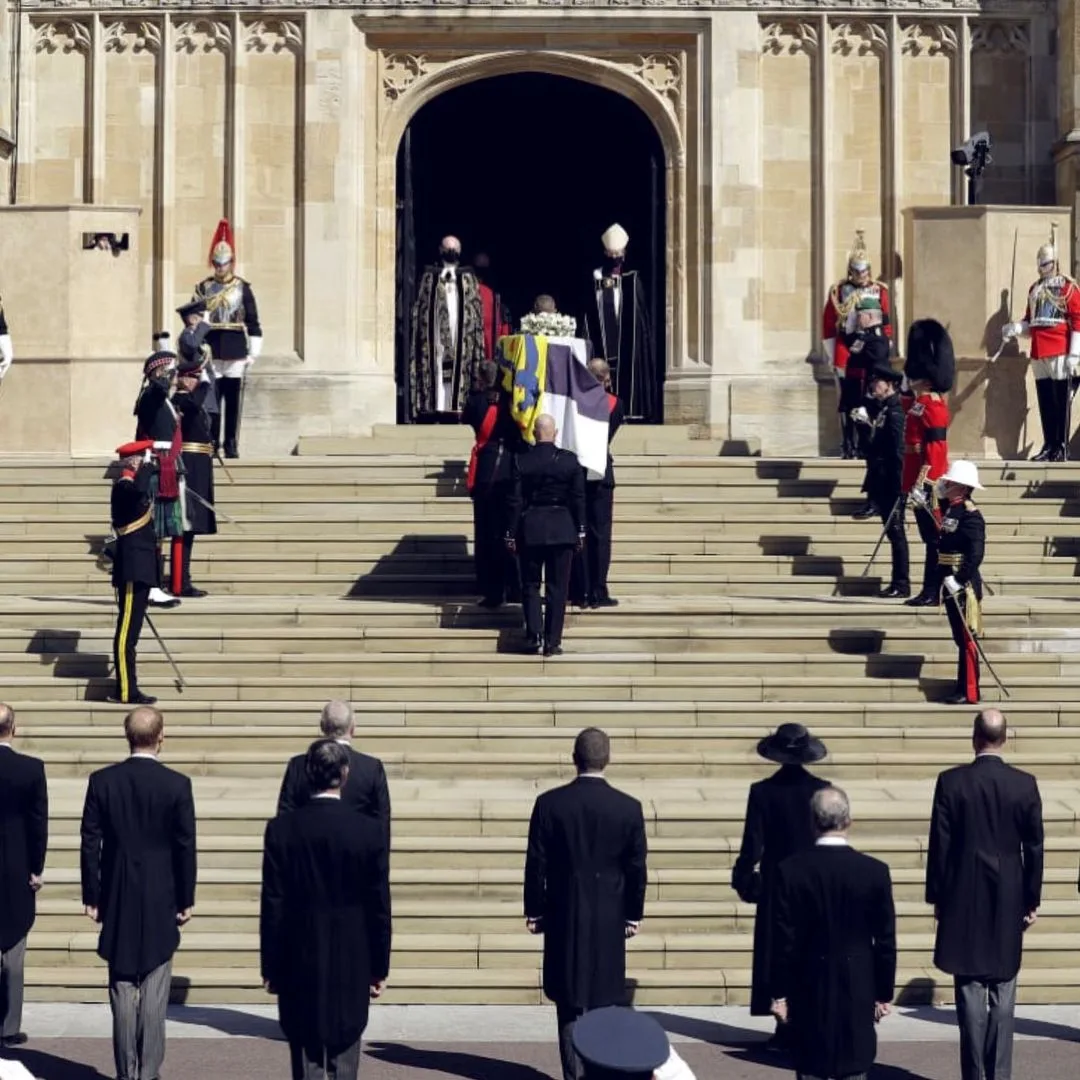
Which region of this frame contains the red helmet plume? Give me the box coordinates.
[208,219,235,267]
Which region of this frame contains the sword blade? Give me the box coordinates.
[144,612,186,689]
[945,591,1010,699]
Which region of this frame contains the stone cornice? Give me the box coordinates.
[18,0,1053,14]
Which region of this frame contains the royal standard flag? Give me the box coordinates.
[497,333,610,479]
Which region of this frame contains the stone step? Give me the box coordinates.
[20,964,1080,1006]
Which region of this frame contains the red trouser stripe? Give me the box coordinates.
[170,536,184,596]
[963,635,980,703]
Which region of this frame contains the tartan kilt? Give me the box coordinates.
[149,471,185,539]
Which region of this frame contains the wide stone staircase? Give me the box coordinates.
[3,425,1080,1005]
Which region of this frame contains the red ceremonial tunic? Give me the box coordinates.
[1021,275,1080,359]
[901,390,949,493]
[478,283,511,360]
[822,280,892,373]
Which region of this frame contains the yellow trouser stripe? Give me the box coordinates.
[117,583,134,701]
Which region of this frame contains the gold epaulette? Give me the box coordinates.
[964,500,980,512]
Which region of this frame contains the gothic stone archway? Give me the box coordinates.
[367,32,699,420]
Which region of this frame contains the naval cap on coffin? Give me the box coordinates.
[601,223,630,254]
[572,1007,670,1080]
[903,318,955,393]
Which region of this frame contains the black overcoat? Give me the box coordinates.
[730,764,830,1014]
[773,844,897,1079]
[523,777,647,1009]
[507,443,586,549]
[176,382,217,536]
[80,757,197,976]
[863,390,905,509]
[0,747,48,950]
[926,755,1043,980]
[261,800,392,1050]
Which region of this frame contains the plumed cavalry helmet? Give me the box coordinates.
[904,318,955,393]
[847,229,871,275]
[208,218,236,268]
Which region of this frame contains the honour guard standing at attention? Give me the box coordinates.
[935,461,986,705]
[0,296,14,385]
[901,319,954,607]
[192,219,262,459]
[110,442,162,706]
[1002,233,1080,461]
[173,305,218,599]
[823,231,893,459]
[134,349,184,608]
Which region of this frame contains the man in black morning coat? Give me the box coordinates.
[524,727,648,1080]
[0,702,47,1048]
[772,786,896,1080]
[276,700,391,845]
[506,413,586,657]
[261,739,392,1080]
[80,706,197,1080]
[926,709,1043,1080]
[731,723,829,1049]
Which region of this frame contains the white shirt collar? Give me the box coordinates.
[313,792,341,800]
[335,739,351,746]
[0,742,13,750]
[579,773,606,780]
[976,751,1002,758]
[816,835,849,847]
[131,752,159,761]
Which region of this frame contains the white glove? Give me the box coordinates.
[943,575,961,597]
[1002,321,1026,341]
[248,335,263,360]
[850,406,870,425]
[152,440,172,451]
[142,449,153,464]
[0,334,13,378]
[1069,354,1080,377]
[908,486,929,510]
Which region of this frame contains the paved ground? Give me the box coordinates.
[3,1006,1078,1079]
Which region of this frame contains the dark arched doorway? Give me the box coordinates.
[395,72,666,423]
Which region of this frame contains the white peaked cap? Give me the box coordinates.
[601,223,630,252]
[0,1061,42,1080]
[942,460,983,490]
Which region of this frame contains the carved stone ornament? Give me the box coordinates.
[103,19,164,54]
[33,18,91,54]
[634,54,682,109]
[761,21,819,56]
[832,20,889,57]
[13,0,1056,13]
[970,21,1030,53]
[899,21,959,56]
[174,19,233,55]
[382,53,427,100]
[244,19,303,54]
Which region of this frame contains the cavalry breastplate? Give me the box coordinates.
[201,278,246,328]
[1028,276,1072,328]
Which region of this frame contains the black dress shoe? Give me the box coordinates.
[904,593,937,607]
[944,692,978,706]
[880,585,911,599]
[2,1033,29,1047]
[108,691,158,706]
[1032,445,1054,462]
[852,503,877,520]
[593,596,619,608]
[224,441,239,459]
[478,596,502,609]
[1051,446,1066,463]
[543,644,563,657]
[522,636,542,655]
[180,587,208,599]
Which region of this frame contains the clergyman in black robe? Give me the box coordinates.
[582,223,658,422]
[409,235,485,419]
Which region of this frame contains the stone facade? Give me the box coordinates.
[0,0,1068,455]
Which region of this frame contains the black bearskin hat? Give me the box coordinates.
[904,319,955,393]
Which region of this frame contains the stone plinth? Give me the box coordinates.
[0,206,143,457]
[904,205,1074,459]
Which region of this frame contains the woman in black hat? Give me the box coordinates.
[731,723,829,1047]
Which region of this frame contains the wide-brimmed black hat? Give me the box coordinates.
[757,722,827,765]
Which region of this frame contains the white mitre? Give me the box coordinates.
[601,223,630,253]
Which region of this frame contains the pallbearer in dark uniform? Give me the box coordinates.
[133,351,184,607]
[463,359,522,608]
[856,360,910,598]
[173,304,218,599]
[583,224,658,423]
[507,415,586,657]
[731,723,829,1050]
[935,461,986,706]
[109,441,162,706]
[571,359,625,609]
[192,218,262,458]
[902,319,954,607]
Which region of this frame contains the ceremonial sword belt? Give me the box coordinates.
[182,442,215,455]
[115,507,153,537]
[938,553,964,568]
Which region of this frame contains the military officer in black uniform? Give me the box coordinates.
[109,441,162,706]
[174,321,218,598]
[506,415,586,657]
[856,359,910,598]
[935,460,986,705]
